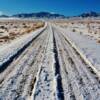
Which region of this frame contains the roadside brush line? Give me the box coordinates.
[0,23,47,73]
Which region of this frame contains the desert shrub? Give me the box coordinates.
[80,32,83,34]
[97,40,100,43]
[94,32,97,34]
[22,23,26,25]
[71,22,74,25]
[0,36,9,39]
[0,26,5,29]
[13,26,18,28]
[23,25,28,28]
[72,29,76,32]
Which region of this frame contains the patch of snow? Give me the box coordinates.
[54,24,100,76]
[31,24,56,100]
[0,23,47,68]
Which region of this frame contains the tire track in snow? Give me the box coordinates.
[31,24,56,100]
[53,29,64,100]
[0,26,46,73]
[53,26,100,100]
[0,25,49,99]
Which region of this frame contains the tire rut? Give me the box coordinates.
[53,26,100,100]
[0,26,49,99]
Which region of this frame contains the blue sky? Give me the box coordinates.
[0,0,100,16]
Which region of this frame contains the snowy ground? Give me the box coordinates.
[54,20,100,74]
[0,23,46,69]
[0,21,99,100]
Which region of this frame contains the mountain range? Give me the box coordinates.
[0,11,100,18]
[78,11,100,17]
[12,12,66,18]
[0,12,65,18]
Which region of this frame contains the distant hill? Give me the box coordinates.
[78,11,100,17]
[0,15,9,18]
[12,12,66,18]
[0,11,100,18]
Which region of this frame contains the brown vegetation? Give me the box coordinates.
[0,20,44,43]
[97,39,100,43]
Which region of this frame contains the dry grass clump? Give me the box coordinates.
[97,39,100,43]
[0,20,44,43]
[72,29,76,32]
[0,36,9,42]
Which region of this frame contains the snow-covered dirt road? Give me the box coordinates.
[0,23,100,100]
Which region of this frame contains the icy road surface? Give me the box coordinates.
[0,23,100,100]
